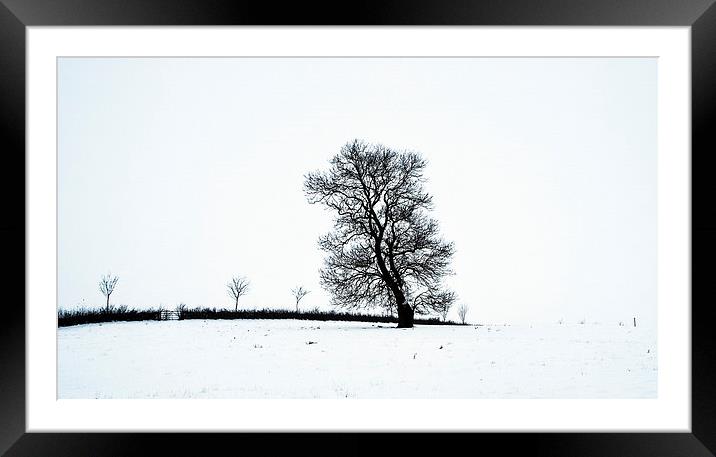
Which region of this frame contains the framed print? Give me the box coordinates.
[2,0,715,455]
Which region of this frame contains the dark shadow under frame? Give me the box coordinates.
[1,0,714,455]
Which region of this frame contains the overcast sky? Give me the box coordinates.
[58,57,656,324]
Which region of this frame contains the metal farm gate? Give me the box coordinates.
[159,310,181,320]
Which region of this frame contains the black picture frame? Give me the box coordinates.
[2,1,714,455]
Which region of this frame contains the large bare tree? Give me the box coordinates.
[305,139,456,328]
[99,273,119,312]
[227,275,250,311]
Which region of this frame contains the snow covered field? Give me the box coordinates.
[58,319,657,399]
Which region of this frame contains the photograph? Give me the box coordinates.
[57,56,658,400]
[4,1,714,454]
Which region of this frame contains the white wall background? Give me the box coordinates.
[58,57,656,324]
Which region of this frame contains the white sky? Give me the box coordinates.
[58,57,656,324]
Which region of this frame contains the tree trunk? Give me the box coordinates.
[396,303,414,328]
[235,299,238,312]
[106,295,110,312]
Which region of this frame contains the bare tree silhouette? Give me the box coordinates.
[305,139,456,328]
[99,273,119,312]
[439,302,450,322]
[291,286,310,312]
[227,276,250,311]
[457,304,469,324]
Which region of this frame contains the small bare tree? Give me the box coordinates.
[227,276,250,311]
[437,300,451,322]
[99,273,119,312]
[291,286,310,312]
[457,304,469,324]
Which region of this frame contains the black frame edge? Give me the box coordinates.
[0,0,715,26]
[0,1,26,456]
[3,0,715,456]
[692,0,716,454]
[3,433,716,457]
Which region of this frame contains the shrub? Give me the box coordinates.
[58,305,162,327]
[58,305,465,327]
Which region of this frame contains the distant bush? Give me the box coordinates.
[58,306,162,327]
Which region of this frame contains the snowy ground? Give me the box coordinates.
[58,319,657,399]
